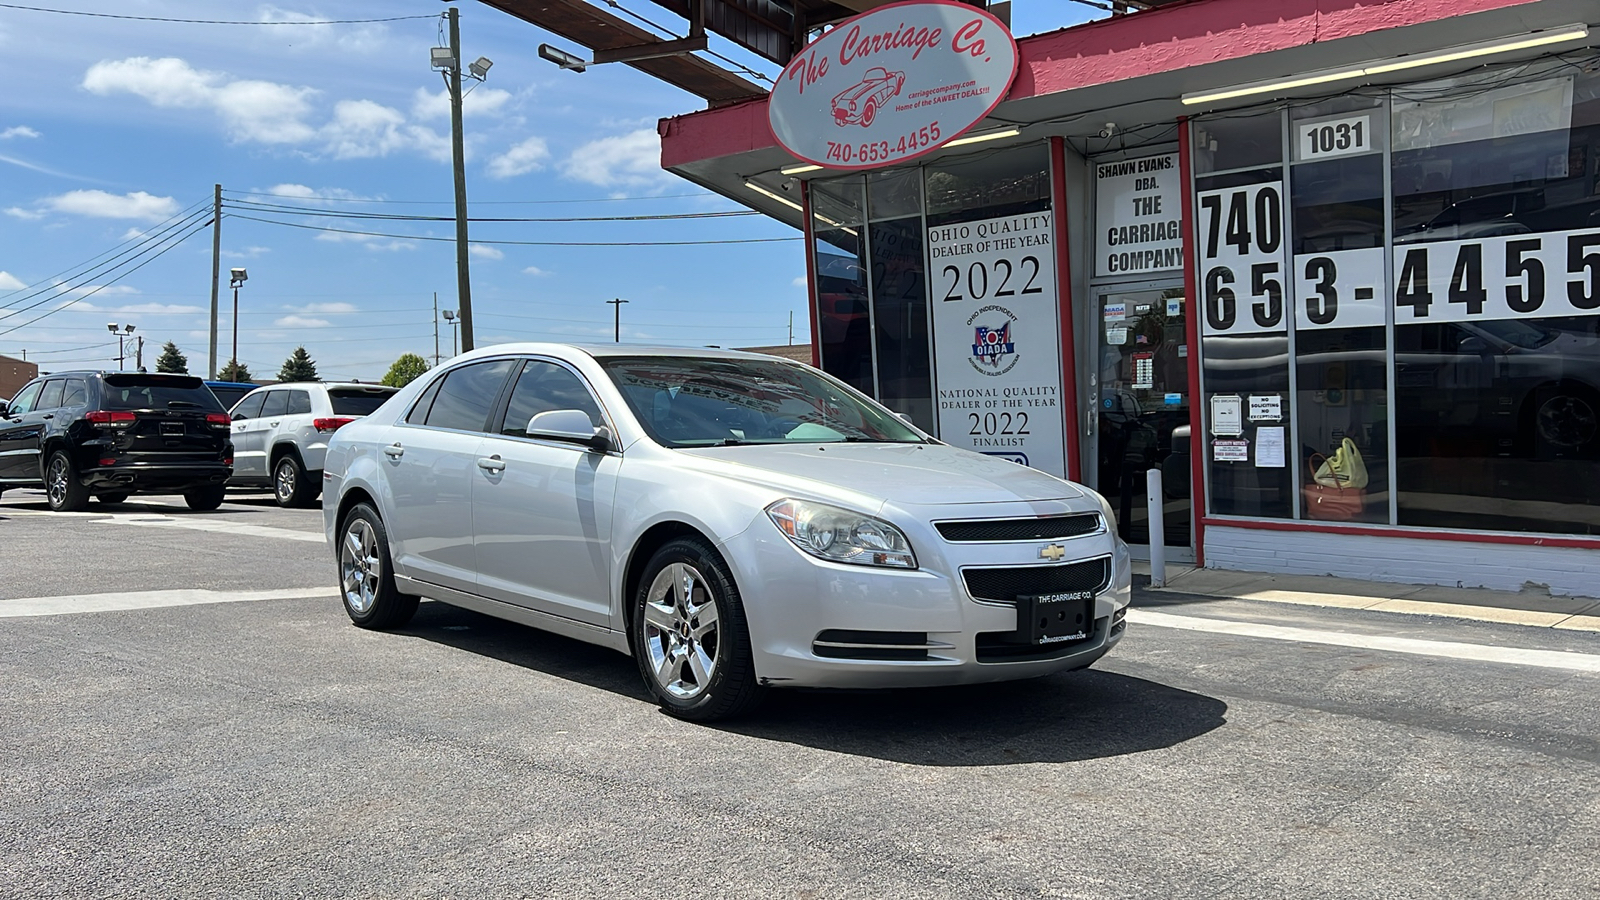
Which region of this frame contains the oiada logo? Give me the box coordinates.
[967,304,1019,375]
[768,0,1018,170]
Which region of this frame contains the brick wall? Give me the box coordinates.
[0,355,38,400]
[1205,524,1600,597]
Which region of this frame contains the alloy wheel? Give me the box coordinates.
[642,562,721,700]
[275,461,296,503]
[340,517,382,615]
[47,456,70,508]
[1537,395,1598,448]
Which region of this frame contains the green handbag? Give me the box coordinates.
[1313,437,1369,489]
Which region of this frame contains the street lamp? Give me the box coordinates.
[442,309,459,357]
[430,7,491,354]
[228,267,248,372]
[106,323,135,370]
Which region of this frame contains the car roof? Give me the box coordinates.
[450,342,796,364]
[204,380,258,388]
[248,381,397,391]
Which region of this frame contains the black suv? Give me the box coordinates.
[0,371,234,511]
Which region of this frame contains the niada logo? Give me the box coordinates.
[967,304,1019,375]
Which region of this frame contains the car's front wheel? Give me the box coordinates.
[338,502,418,629]
[183,484,227,511]
[45,450,90,512]
[95,493,130,505]
[631,538,764,721]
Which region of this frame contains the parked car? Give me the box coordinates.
[831,67,904,127]
[322,345,1130,721]
[0,371,232,511]
[205,380,258,411]
[227,382,397,507]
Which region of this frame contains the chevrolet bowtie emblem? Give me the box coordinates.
[1039,544,1067,561]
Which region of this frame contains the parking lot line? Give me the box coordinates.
[1127,609,1600,673]
[0,588,338,618]
[88,512,326,543]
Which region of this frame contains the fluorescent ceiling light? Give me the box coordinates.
[781,164,823,175]
[1182,25,1589,106]
[745,180,803,213]
[940,126,1022,148]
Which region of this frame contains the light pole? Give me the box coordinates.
[229,267,248,371]
[106,323,135,370]
[606,297,629,343]
[443,309,459,357]
[431,8,492,354]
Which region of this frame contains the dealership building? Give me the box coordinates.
[493,0,1600,596]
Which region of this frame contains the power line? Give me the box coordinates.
[222,198,762,223]
[227,214,802,246]
[0,197,211,304]
[0,4,438,25]
[224,190,717,205]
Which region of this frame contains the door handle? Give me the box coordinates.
[477,454,505,473]
[41,414,53,420]
[383,443,405,459]
[269,420,280,426]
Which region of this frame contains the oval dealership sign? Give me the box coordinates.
[769,0,1019,171]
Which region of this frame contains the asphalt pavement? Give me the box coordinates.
[1,488,1596,899]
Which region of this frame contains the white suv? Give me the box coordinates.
[227,382,397,507]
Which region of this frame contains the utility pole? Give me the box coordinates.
[433,291,440,366]
[788,311,794,345]
[447,7,474,353]
[208,183,221,378]
[135,335,144,371]
[607,298,629,343]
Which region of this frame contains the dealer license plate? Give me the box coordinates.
[1020,591,1094,645]
[161,422,184,436]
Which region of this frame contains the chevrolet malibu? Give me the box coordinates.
[323,345,1130,721]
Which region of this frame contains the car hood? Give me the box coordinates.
[675,442,1087,508]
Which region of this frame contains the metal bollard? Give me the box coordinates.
[1146,468,1166,588]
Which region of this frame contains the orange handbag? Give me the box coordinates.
[1302,453,1366,520]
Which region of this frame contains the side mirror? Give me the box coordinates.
[0,400,8,417]
[527,409,612,452]
[894,412,913,425]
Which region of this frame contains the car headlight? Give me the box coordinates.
[766,499,917,569]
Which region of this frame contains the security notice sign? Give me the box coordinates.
[1095,152,1182,277]
[928,212,1067,477]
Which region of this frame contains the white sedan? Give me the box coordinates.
[323,344,1131,721]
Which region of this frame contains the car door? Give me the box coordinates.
[228,391,269,481]
[0,380,44,482]
[472,358,621,626]
[383,358,516,594]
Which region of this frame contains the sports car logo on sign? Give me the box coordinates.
[831,68,905,128]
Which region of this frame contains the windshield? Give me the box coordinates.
[601,356,926,448]
[102,374,225,412]
[329,388,396,416]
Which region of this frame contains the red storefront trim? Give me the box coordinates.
[1202,516,1600,550]
[800,180,822,368]
[1178,116,1205,568]
[1049,136,1082,483]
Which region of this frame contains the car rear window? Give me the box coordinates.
[329,388,396,417]
[101,375,225,412]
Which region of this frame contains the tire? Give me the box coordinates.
[631,537,764,721]
[96,493,131,505]
[273,453,318,508]
[1534,389,1599,456]
[861,99,877,127]
[338,502,419,629]
[44,450,90,512]
[183,484,227,511]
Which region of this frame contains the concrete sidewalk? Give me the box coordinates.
[1133,563,1600,632]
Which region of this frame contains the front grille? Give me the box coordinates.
[936,514,1102,543]
[962,557,1111,604]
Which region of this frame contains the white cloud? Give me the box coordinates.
[274,315,331,328]
[560,129,666,188]
[0,271,26,290]
[257,7,390,53]
[221,246,271,259]
[792,276,807,287]
[469,244,503,260]
[523,266,549,276]
[44,190,177,221]
[411,86,513,121]
[320,99,450,161]
[288,302,357,314]
[57,284,140,298]
[6,206,45,220]
[488,136,550,179]
[77,301,203,314]
[122,227,147,240]
[83,57,318,144]
[1,126,39,139]
[314,231,417,252]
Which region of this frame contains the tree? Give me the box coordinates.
[278,346,319,383]
[218,359,252,382]
[155,341,188,374]
[381,352,430,388]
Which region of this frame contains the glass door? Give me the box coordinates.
[1091,285,1193,559]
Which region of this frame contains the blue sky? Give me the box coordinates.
[0,1,1098,382]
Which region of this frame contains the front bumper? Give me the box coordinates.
[721,505,1132,689]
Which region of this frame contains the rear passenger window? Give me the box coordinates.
[37,380,64,410]
[500,360,604,438]
[231,393,266,420]
[62,379,88,408]
[286,390,312,415]
[260,391,289,418]
[406,380,442,425]
[423,360,515,432]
